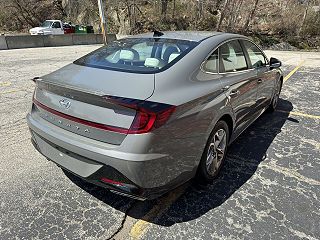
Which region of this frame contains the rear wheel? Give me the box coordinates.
[268,80,282,112]
[196,121,229,183]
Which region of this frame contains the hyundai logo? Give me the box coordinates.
[59,99,71,109]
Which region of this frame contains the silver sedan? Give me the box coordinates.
[27,31,283,200]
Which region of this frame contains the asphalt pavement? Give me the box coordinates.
[0,46,319,240]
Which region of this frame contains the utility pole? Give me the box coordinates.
[97,0,107,45]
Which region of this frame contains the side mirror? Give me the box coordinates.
[270,57,282,69]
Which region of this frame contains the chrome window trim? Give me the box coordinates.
[218,68,256,75]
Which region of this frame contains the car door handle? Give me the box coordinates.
[257,79,262,84]
[229,90,240,98]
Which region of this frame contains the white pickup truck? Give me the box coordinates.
[29,20,64,35]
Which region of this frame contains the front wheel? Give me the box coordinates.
[196,121,229,183]
[268,80,282,112]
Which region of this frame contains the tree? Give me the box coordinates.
[161,0,169,19]
[299,0,311,34]
[216,0,230,31]
[242,0,259,32]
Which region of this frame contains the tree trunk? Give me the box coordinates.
[53,0,66,17]
[299,0,310,34]
[114,7,130,35]
[226,0,237,31]
[229,0,244,30]
[172,0,176,18]
[242,0,259,33]
[197,0,204,20]
[132,0,136,27]
[161,0,168,19]
[11,0,38,26]
[216,0,229,31]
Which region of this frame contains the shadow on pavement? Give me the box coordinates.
[64,98,294,226]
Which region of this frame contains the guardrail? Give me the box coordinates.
[0,33,116,50]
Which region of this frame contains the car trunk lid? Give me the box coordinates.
[41,63,155,99]
[32,63,155,145]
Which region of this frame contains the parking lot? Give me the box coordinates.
[0,46,319,239]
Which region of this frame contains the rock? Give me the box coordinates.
[269,42,298,51]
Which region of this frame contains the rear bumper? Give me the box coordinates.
[30,134,147,200]
[27,113,193,200]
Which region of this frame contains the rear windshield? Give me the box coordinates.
[74,38,197,73]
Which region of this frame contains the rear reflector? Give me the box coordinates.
[100,177,124,186]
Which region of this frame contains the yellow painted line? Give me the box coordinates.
[0,81,12,87]
[277,110,320,120]
[284,61,305,82]
[130,185,187,239]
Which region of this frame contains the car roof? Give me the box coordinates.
[125,31,245,42]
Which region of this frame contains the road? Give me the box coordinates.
[0,46,319,239]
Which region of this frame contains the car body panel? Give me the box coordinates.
[256,67,279,110]
[32,132,104,178]
[219,70,259,138]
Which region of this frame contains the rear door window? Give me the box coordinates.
[219,40,247,73]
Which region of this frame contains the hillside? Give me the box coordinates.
[0,0,319,49]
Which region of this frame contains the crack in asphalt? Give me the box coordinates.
[0,117,26,129]
[260,162,320,186]
[106,201,139,240]
[228,154,320,186]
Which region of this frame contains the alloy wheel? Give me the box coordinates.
[205,128,227,176]
[272,81,282,109]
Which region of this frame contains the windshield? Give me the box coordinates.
[41,21,53,28]
[74,38,197,73]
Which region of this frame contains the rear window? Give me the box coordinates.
[74,38,197,73]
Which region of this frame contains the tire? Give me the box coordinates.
[196,120,229,183]
[268,79,282,112]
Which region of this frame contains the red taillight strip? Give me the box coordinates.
[100,177,124,186]
[33,98,129,134]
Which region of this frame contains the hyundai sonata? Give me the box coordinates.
[27,31,283,200]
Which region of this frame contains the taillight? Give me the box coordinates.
[129,110,156,134]
[103,96,176,134]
